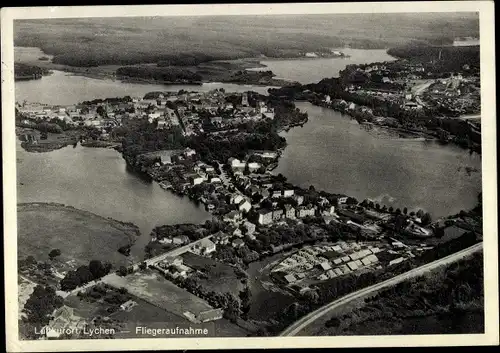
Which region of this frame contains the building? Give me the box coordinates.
[284,204,296,219]
[322,205,336,216]
[238,199,252,213]
[284,273,297,284]
[209,176,222,184]
[44,306,87,338]
[347,261,359,271]
[224,210,241,223]
[242,221,256,235]
[319,261,332,271]
[197,238,216,255]
[172,235,190,245]
[248,162,261,172]
[241,93,249,107]
[338,196,348,204]
[297,205,315,218]
[283,189,295,197]
[196,308,224,323]
[272,190,282,198]
[389,257,405,266]
[230,194,244,205]
[184,148,196,158]
[212,231,230,245]
[190,175,205,186]
[120,300,138,311]
[258,209,273,225]
[232,238,244,248]
[294,194,304,206]
[273,209,284,221]
[338,209,369,225]
[228,158,246,171]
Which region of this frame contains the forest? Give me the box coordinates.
[116,66,202,83]
[14,14,478,67]
[14,63,50,80]
[324,251,484,335]
[387,44,480,72]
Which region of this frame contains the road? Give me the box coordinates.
[280,242,483,336]
[411,80,434,96]
[144,235,213,266]
[459,114,481,121]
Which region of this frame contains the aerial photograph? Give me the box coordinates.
[13,10,484,341]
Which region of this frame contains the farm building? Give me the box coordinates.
[196,308,224,323]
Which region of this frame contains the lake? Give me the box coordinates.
[274,102,482,218]
[250,48,396,84]
[16,140,212,259]
[15,47,481,239]
[15,70,275,106]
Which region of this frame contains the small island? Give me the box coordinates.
[14,63,51,81]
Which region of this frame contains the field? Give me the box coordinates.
[14,14,479,67]
[181,252,244,296]
[102,270,213,317]
[113,297,248,338]
[17,203,140,267]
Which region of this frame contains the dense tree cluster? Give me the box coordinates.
[60,260,112,291]
[151,223,212,242]
[121,119,187,166]
[48,249,61,260]
[77,283,131,306]
[116,66,202,83]
[35,122,63,134]
[23,285,63,326]
[14,63,50,79]
[388,44,480,72]
[187,129,286,163]
[156,52,219,67]
[81,96,133,105]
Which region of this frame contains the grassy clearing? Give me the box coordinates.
[17,203,140,268]
[113,298,248,338]
[102,270,213,317]
[181,252,244,296]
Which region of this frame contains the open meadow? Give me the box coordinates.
[17,203,140,267]
[181,252,244,296]
[102,270,213,317]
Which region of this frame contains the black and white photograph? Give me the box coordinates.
[2,2,498,351]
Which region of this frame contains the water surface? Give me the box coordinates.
[15,70,275,105]
[16,141,211,260]
[252,48,396,84]
[274,102,482,218]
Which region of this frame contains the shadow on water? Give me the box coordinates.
[125,163,153,183]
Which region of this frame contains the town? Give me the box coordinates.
[16,80,483,339]
[269,47,481,153]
